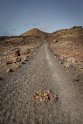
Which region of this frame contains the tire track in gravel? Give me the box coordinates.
[0,41,83,124]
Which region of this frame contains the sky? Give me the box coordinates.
[0,0,83,36]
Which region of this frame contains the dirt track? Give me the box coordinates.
[0,41,83,124]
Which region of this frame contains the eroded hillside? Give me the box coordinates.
[47,26,83,71]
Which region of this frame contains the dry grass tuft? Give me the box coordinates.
[33,90,58,103]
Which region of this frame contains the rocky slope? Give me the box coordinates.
[0,36,43,75]
[47,26,83,71]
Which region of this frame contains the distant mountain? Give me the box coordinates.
[21,28,48,37]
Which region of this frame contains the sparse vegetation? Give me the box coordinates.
[33,90,58,102]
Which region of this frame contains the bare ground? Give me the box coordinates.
[0,41,83,124]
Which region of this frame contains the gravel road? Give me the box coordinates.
[0,41,83,124]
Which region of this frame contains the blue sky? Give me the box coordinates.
[0,0,83,36]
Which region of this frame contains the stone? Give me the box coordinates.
[21,61,25,64]
[16,57,21,62]
[27,49,30,54]
[67,57,76,63]
[64,62,71,67]
[7,68,13,73]
[6,61,12,64]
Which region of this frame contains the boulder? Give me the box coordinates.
[15,49,20,57]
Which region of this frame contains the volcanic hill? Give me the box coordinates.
[21,28,48,37]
